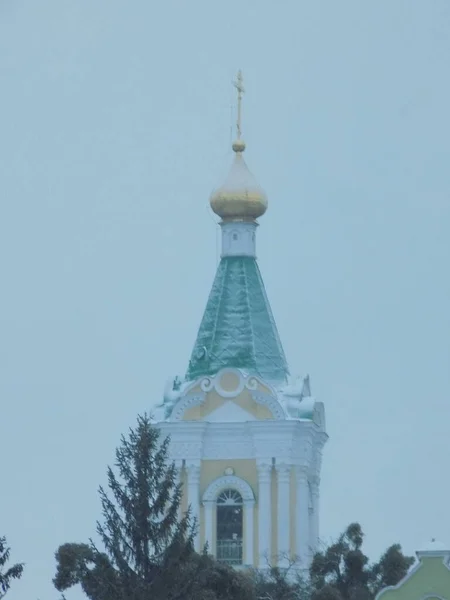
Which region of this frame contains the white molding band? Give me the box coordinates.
[203,474,255,503]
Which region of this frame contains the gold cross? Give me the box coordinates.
[233,70,245,140]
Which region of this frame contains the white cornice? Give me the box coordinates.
[155,418,324,467]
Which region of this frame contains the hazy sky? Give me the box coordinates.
[1,1,449,598]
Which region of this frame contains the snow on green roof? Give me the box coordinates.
[186,256,289,384]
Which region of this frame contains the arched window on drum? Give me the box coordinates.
[216,489,243,565]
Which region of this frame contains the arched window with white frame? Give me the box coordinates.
[216,489,243,565]
[202,475,255,567]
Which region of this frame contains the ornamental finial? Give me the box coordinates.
[209,71,268,222]
[232,70,246,153]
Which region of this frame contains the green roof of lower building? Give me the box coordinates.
[186,256,289,384]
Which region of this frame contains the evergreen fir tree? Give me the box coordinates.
[54,413,197,600]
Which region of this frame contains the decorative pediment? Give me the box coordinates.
[168,368,286,422]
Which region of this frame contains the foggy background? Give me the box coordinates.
[1,1,449,598]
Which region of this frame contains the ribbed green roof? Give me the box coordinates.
[186,256,289,383]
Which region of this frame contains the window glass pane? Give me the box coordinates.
[216,489,243,565]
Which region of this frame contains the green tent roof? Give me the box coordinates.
[186,256,289,383]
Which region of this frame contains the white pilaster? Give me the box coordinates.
[220,220,258,258]
[295,466,310,567]
[173,461,182,485]
[203,500,214,555]
[173,460,183,518]
[244,500,255,565]
[257,463,272,566]
[276,463,291,567]
[309,477,320,554]
[186,463,201,550]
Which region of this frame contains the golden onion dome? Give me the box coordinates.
[209,142,268,221]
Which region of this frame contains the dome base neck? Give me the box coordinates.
[220,220,258,258]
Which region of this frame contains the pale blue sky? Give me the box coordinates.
[1,1,449,598]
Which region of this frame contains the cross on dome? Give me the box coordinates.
[233,70,245,150]
[209,70,268,222]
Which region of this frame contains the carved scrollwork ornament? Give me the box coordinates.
[245,376,258,391]
[200,377,213,392]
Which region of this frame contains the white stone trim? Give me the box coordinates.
[198,369,260,398]
[220,220,258,258]
[173,460,183,518]
[309,477,320,554]
[160,420,323,464]
[202,474,255,503]
[203,437,253,459]
[245,376,259,391]
[295,466,310,567]
[169,369,285,421]
[251,391,286,420]
[313,401,326,430]
[170,393,205,421]
[215,369,246,398]
[244,499,255,565]
[203,500,215,555]
[186,463,201,551]
[202,474,255,566]
[173,459,183,485]
[200,376,214,392]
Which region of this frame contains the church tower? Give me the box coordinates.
[153,72,327,570]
